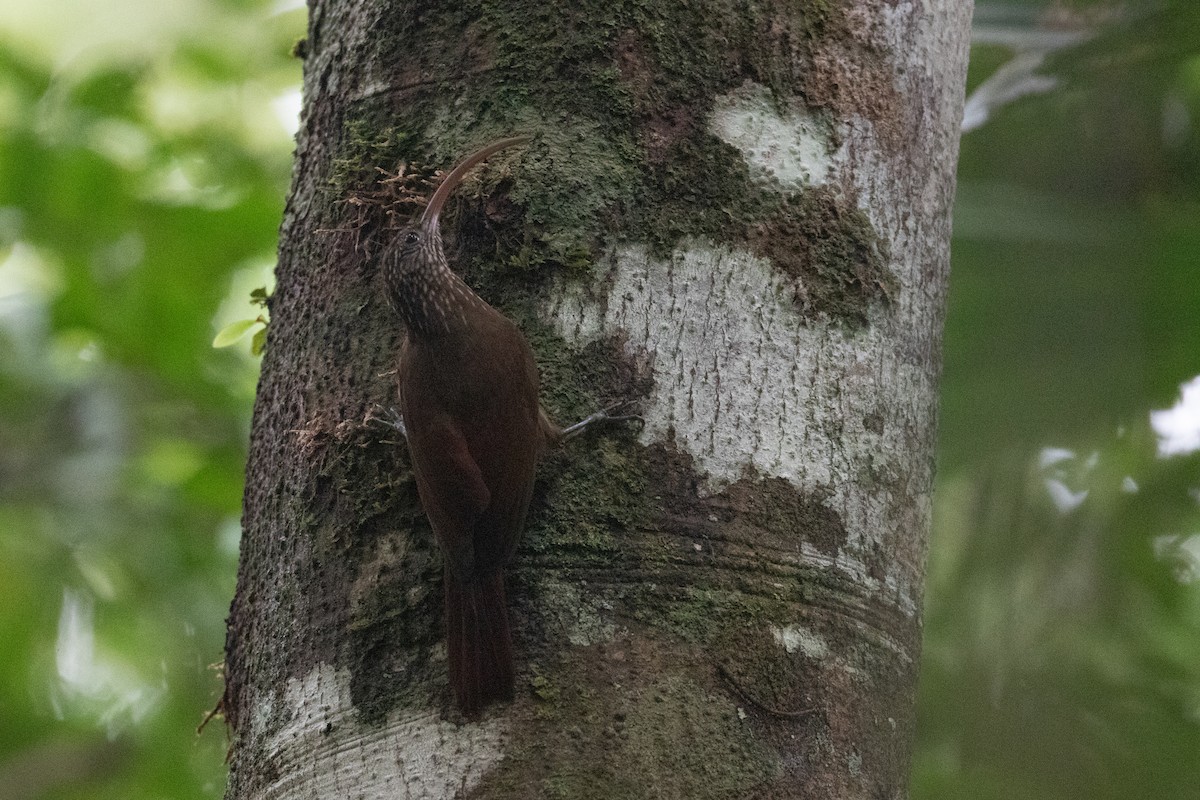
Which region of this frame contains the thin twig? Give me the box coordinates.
[717,664,818,721]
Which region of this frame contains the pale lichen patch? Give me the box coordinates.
[544,240,922,614]
[769,623,829,659]
[259,664,505,800]
[709,80,838,190]
[547,241,819,493]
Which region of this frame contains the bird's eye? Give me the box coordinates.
[404,231,419,244]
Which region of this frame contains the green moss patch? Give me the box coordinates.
[750,186,894,323]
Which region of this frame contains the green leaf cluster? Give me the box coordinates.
[213,287,269,354]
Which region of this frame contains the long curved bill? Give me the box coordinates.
[420,135,532,229]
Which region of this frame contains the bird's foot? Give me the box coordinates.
[365,404,407,439]
[560,400,643,441]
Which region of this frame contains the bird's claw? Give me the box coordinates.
[560,400,644,441]
[366,404,408,438]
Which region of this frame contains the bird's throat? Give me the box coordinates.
[391,263,486,338]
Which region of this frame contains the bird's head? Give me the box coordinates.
[383,135,530,286]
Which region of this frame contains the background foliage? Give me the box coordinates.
[919,2,1200,797]
[0,1,301,797]
[0,1,1196,798]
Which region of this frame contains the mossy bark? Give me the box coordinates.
[224,1,971,798]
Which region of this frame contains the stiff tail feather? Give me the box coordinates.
[444,571,514,719]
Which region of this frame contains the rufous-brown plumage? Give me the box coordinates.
[381,137,546,718]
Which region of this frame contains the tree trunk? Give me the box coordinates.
[223,1,971,798]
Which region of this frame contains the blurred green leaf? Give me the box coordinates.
[250,326,267,356]
[212,318,260,348]
[69,66,144,119]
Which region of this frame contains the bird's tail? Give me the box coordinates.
[444,571,514,719]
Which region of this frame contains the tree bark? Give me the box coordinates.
[224,1,971,798]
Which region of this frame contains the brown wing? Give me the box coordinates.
[400,410,490,579]
[399,314,541,581]
[461,348,541,570]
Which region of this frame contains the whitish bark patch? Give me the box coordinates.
[710,80,837,189]
[546,240,929,616]
[255,664,505,800]
[770,623,829,658]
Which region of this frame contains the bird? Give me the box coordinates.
[379,136,546,719]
